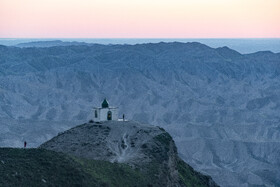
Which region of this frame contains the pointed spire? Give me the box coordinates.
[101,98,109,108]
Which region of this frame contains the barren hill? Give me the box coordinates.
[40,121,218,187]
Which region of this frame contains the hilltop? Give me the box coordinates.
[40,121,218,187]
[1,121,218,187]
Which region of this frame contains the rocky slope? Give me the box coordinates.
[40,120,218,187]
[0,42,279,186]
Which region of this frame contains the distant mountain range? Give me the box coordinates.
[15,40,90,48]
[1,38,280,53]
[0,41,279,186]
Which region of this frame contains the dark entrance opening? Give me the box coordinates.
[107,111,112,120]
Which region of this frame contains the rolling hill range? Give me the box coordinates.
[0,42,279,186]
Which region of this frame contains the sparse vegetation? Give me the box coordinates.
[0,147,218,187]
[0,148,149,187]
[0,148,96,187]
[73,157,149,186]
[177,159,217,187]
[154,132,173,152]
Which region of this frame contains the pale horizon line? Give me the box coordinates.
[1,37,280,40]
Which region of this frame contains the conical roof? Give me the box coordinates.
[101,99,109,108]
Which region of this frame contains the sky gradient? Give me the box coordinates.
[1,0,280,38]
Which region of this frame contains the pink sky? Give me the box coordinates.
[0,0,280,38]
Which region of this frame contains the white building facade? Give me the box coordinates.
[93,99,118,122]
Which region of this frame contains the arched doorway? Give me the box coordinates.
[107,111,112,120]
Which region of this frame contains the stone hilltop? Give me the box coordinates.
[41,121,162,164]
[40,121,218,187]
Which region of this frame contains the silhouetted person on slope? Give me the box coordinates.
[123,114,125,121]
[24,141,27,148]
